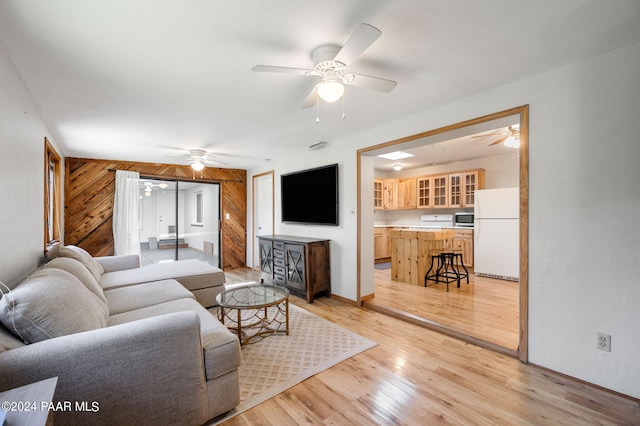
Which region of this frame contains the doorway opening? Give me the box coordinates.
[138,178,221,268]
[357,105,529,361]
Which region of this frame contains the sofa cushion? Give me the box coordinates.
[108,298,241,380]
[0,323,25,351]
[100,259,225,291]
[44,257,107,305]
[50,245,104,281]
[0,268,108,344]
[104,279,195,315]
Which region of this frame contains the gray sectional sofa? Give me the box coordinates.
[0,245,241,425]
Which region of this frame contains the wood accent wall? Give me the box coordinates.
[64,157,247,270]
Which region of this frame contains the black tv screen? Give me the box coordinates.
[281,164,339,226]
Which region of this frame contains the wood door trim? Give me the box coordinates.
[357,105,529,362]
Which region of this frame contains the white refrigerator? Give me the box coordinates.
[473,187,519,281]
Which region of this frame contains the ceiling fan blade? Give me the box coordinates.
[251,65,312,75]
[489,136,509,146]
[333,23,382,66]
[205,159,228,166]
[346,73,397,92]
[472,132,506,138]
[300,85,318,108]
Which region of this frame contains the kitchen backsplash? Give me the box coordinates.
[374,207,472,226]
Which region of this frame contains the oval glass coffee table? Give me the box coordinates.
[216,284,290,346]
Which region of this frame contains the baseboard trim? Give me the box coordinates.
[529,362,640,404]
[329,294,357,306]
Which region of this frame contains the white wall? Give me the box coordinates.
[248,41,640,397]
[0,45,57,287]
[183,183,220,252]
[247,141,360,301]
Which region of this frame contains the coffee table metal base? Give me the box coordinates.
[218,298,289,346]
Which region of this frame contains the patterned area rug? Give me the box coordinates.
[209,303,377,424]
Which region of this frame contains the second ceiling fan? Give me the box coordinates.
[252,23,397,108]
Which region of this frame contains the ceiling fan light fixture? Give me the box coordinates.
[504,136,520,148]
[191,160,205,171]
[317,79,344,103]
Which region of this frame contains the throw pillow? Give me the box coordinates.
[0,268,108,344]
[44,257,108,306]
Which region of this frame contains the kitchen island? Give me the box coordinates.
[388,228,455,285]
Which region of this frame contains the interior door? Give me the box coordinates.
[253,172,274,269]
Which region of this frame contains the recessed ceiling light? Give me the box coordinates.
[377,151,415,160]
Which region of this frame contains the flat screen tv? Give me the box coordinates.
[281,163,338,226]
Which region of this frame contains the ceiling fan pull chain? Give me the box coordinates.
[342,90,346,119]
[315,90,320,123]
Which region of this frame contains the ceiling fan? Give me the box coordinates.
[186,149,228,170]
[474,125,520,148]
[139,181,169,197]
[251,23,397,108]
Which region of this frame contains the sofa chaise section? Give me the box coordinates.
[99,258,226,308]
[49,244,226,307]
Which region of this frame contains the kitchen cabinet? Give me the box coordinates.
[374,227,392,260]
[432,175,449,207]
[448,170,485,208]
[382,179,398,209]
[378,178,416,210]
[444,228,474,267]
[397,178,417,209]
[373,179,383,209]
[417,174,448,208]
[377,168,483,210]
[417,176,433,208]
[416,169,484,209]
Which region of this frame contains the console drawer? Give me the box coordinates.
[274,265,286,275]
[273,241,285,250]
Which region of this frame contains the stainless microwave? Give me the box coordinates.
[454,212,474,227]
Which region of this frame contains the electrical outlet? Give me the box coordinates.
[597,333,611,352]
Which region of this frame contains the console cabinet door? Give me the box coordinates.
[258,239,273,276]
[285,243,305,292]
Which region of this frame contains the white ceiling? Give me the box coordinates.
[1,1,639,170]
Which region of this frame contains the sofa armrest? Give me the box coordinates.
[0,312,208,425]
[94,254,140,272]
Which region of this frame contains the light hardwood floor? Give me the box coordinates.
[221,268,639,425]
[366,265,520,352]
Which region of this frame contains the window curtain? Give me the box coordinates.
[113,170,141,256]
